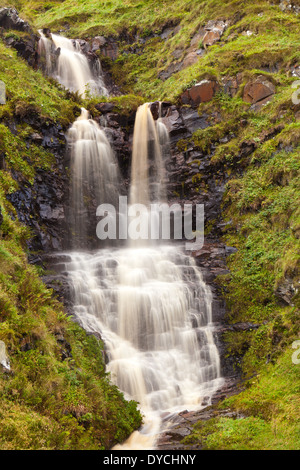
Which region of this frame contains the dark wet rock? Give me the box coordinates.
[95,102,115,114]
[4,32,39,67]
[91,36,119,60]
[42,271,73,314]
[6,122,69,253]
[0,8,39,67]
[156,377,244,450]
[181,107,209,133]
[0,8,31,32]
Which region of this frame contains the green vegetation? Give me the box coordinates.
[4,0,300,101]
[183,349,300,450]
[0,40,79,125]
[0,0,299,451]
[0,206,142,449]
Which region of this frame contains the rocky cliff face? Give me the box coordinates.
[6,120,69,255]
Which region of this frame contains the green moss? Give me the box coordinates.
[183,349,300,450]
[0,40,77,127]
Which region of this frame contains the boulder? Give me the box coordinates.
[181,79,220,107]
[203,20,227,47]
[243,75,276,106]
[203,30,221,47]
[222,73,243,97]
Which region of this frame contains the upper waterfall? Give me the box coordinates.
[38,30,108,98]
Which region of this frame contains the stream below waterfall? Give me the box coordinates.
[38,32,224,450]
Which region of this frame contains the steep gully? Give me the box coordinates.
[5,19,245,449]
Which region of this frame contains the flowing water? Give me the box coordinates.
[57,102,224,449]
[67,107,120,247]
[63,244,223,449]
[130,102,167,207]
[38,31,108,97]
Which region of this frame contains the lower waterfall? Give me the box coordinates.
[60,102,223,449]
[62,246,223,449]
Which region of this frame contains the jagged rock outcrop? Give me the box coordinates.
[6,120,69,254]
[202,20,228,47]
[0,8,39,67]
[243,75,276,109]
[158,19,228,80]
[0,8,30,32]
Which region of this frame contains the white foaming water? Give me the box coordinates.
[38,31,108,97]
[63,245,223,449]
[67,108,120,247]
[62,103,223,449]
[130,103,167,206]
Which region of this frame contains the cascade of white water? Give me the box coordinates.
[130,102,167,206]
[37,30,53,76]
[61,102,224,449]
[65,246,223,413]
[38,31,108,98]
[67,107,120,247]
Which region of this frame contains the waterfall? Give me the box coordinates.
[37,30,53,76]
[130,102,167,206]
[38,31,108,98]
[67,107,120,248]
[58,102,224,449]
